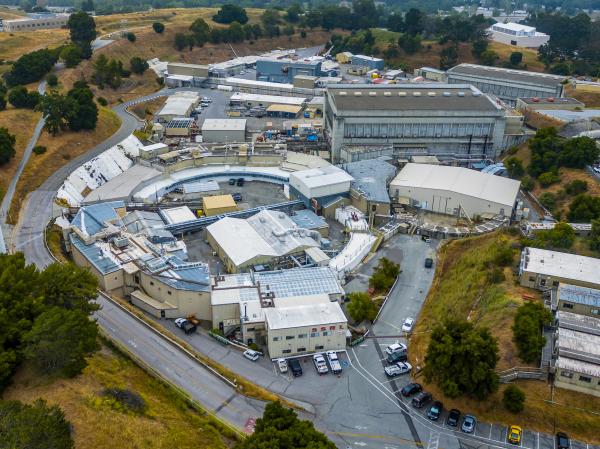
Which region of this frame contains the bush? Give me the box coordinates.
[368,257,400,293]
[564,179,588,196]
[538,171,560,187]
[539,192,557,211]
[46,73,58,87]
[126,32,136,42]
[101,388,147,414]
[32,145,47,155]
[0,127,16,166]
[492,240,514,266]
[520,175,535,192]
[568,194,600,222]
[152,22,165,33]
[346,292,377,323]
[486,267,505,284]
[503,385,525,413]
[97,97,107,106]
[512,302,552,363]
[8,86,40,109]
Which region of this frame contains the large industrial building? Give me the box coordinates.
[201,119,247,143]
[446,64,566,106]
[389,163,520,219]
[488,22,549,48]
[1,12,69,32]
[324,84,511,163]
[156,91,200,122]
[206,209,328,273]
[256,56,324,83]
[342,158,397,216]
[519,248,600,290]
[351,55,384,70]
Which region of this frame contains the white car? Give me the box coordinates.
[202,96,212,103]
[384,361,412,377]
[594,166,600,174]
[385,342,407,356]
[243,349,260,361]
[313,353,329,375]
[276,358,288,373]
[402,317,415,333]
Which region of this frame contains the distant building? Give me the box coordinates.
[413,67,446,82]
[203,194,238,216]
[256,56,324,83]
[156,91,200,122]
[336,51,353,64]
[341,157,397,216]
[446,64,566,106]
[552,284,600,318]
[2,12,69,32]
[519,247,600,290]
[488,22,549,49]
[351,55,384,71]
[389,163,520,219]
[201,118,247,143]
[516,97,584,111]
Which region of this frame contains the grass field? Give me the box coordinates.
[0,108,41,204]
[409,231,600,442]
[565,85,600,108]
[3,345,236,449]
[0,28,69,61]
[8,108,121,224]
[488,41,545,72]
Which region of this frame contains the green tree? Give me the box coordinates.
[568,194,600,222]
[4,48,59,87]
[404,8,424,36]
[480,49,499,66]
[286,4,302,23]
[67,11,96,59]
[369,257,400,292]
[346,292,377,323]
[284,24,295,37]
[520,175,535,192]
[213,4,248,25]
[227,21,245,43]
[512,302,552,363]
[152,22,165,33]
[539,192,557,211]
[503,385,525,413]
[8,86,40,109]
[0,127,16,166]
[0,96,6,111]
[126,32,136,42]
[234,401,336,449]
[538,171,560,187]
[424,319,499,399]
[0,399,74,449]
[537,222,576,248]
[564,179,588,195]
[66,85,98,131]
[130,56,149,75]
[38,91,76,136]
[588,218,600,251]
[471,39,488,58]
[46,73,58,87]
[439,45,458,70]
[509,51,523,66]
[59,44,83,68]
[24,307,99,377]
[505,157,525,179]
[190,18,210,46]
[261,9,281,37]
[398,33,422,55]
[174,33,187,51]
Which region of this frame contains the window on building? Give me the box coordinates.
[246,327,255,331]
[150,281,154,286]
[272,336,280,342]
[560,371,573,379]
[315,345,324,350]
[540,279,546,286]
[329,326,336,331]
[167,291,172,295]
[562,303,574,309]
[529,276,535,282]
[298,333,307,339]
[285,335,295,340]
[322,331,330,336]
[552,281,559,287]
[297,347,306,352]
[591,309,599,315]
[310,332,319,337]
[579,375,592,383]
[282,349,291,354]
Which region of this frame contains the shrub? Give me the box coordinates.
[520,176,534,192]
[503,385,525,413]
[126,32,136,42]
[248,342,260,351]
[97,97,107,106]
[538,171,560,187]
[512,302,552,363]
[32,145,47,155]
[486,267,505,284]
[564,179,588,196]
[346,292,377,323]
[368,257,400,293]
[539,192,557,211]
[492,240,514,266]
[101,388,147,414]
[46,73,58,87]
[152,22,165,33]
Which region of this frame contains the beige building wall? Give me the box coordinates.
[71,243,124,293]
[555,367,600,398]
[556,299,600,318]
[4,16,68,32]
[211,303,240,328]
[520,271,600,291]
[266,321,347,359]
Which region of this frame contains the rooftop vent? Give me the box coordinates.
[384,91,391,96]
[369,92,377,96]
[427,92,436,97]
[548,97,555,102]
[339,91,347,96]
[443,92,451,97]
[398,92,407,97]
[532,97,540,102]
[413,92,422,97]
[354,92,362,96]
[472,91,481,97]
[457,91,465,97]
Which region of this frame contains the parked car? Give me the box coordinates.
[421,235,431,243]
[446,409,461,427]
[237,177,245,186]
[289,359,302,377]
[276,358,288,373]
[461,415,477,433]
[174,318,197,334]
[424,258,433,268]
[508,425,522,445]
[326,351,342,374]
[401,383,422,397]
[402,317,415,333]
[384,361,412,377]
[385,342,407,356]
[411,391,432,408]
[202,96,212,103]
[313,353,329,375]
[232,192,242,202]
[427,401,443,421]
[386,351,408,364]
[243,349,260,362]
[228,178,236,185]
[556,432,570,449]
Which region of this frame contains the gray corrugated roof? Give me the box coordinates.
[71,201,124,237]
[327,84,499,112]
[342,157,396,203]
[447,64,566,88]
[69,234,121,275]
[254,267,343,298]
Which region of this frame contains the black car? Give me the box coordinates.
[401,383,422,397]
[446,409,461,427]
[556,433,570,449]
[424,258,433,268]
[228,178,236,185]
[386,351,408,364]
[289,359,303,377]
[411,391,432,408]
[427,401,443,421]
[232,192,242,202]
[237,177,245,186]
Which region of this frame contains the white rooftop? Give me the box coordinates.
[390,163,521,208]
[290,165,354,189]
[225,77,295,91]
[157,91,200,117]
[201,118,247,132]
[230,92,307,106]
[160,206,196,225]
[521,247,600,286]
[264,301,347,330]
[492,22,536,32]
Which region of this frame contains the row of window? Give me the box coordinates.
[272,330,344,341]
[450,78,554,100]
[11,21,65,29]
[342,122,494,139]
[281,345,324,354]
[561,302,600,315]
[560,371,600,385]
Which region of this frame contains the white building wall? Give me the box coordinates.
[266,322,347,358]
[489,30,550,48]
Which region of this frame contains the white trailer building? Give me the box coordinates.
[488,22,549,49]
[389,163,520,219]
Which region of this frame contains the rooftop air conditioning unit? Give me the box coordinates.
[369,92,377,96]
[428,92,436,96]
[413,92,421,97]
[384,92,391,96]
[398,92,407,97]
[457,92,465,97]
[354,92,362,96]
[443,92,451,97]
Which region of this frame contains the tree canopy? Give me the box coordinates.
[67,11,96,59]
[212,4,248,24]
[512,302,552,364]
[369,257,400,293]
[346,292,378,323]
[424,319,499,399]
[0,127,16,166]
[234,401,336,449]
[3,48,59,87]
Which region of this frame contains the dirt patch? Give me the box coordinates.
[129,96,167,121]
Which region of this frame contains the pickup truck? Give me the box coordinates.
[313,353,329,375]
[326,351,342,374]
[174,318,197,334]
